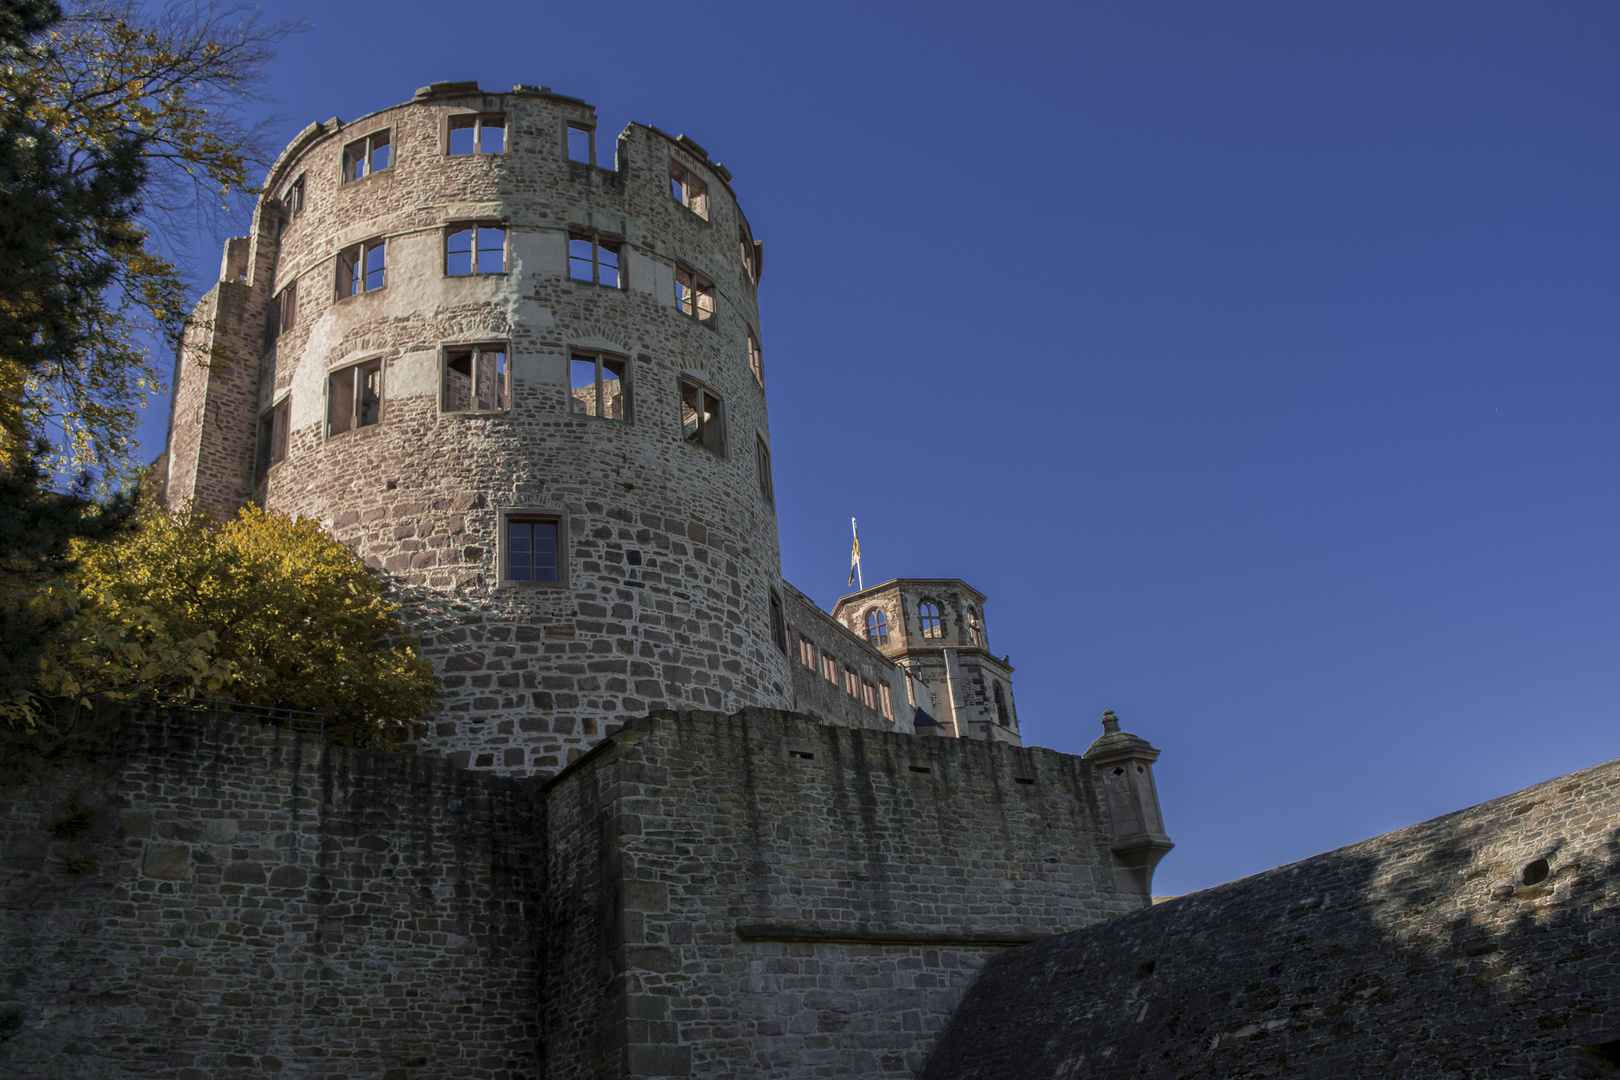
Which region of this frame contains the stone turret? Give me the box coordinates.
[1083,710,1173,900]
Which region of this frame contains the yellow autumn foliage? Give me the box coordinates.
[29,504,439,747]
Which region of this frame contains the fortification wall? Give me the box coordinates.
[920,757,1620,1080]
[0,705,543,1080]
[543,709,1145,1079]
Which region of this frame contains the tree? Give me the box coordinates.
[0,0,297,476]
[20,505,440,749]
[0,0,295,737]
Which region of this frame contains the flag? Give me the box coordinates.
[848,518,862,587]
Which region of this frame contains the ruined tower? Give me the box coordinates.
[165,80,1034,773]
[165,81,795,772]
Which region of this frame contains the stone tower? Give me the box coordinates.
[164,81,793,773]
[832,578,1021,743]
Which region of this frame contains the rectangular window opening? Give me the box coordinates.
[256,398,290,479]
[908,764,932,775]
[770,591,787,654]
[337,238,386,298]
[450,113,505,156]
[756,437,773,505]
[670,161,709,219]
[788,749,815,761]
[862,680,876,710]
[567,123,594,165]
[799,638,816,668]
[569,232,623,288]
[443,344,509,413]
[674,266,715,323]
[879,684,894,721]
[844,670,859,698]
[680,378,725,455]
[343,129,390,182]
[747,327,763,386]
[571,353,631,422]
[506,517,559,583]
[327,358,383,436]
[739,225,756,282]
[447,223,507,276]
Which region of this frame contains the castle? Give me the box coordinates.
[3,81,1610,1080]
[160,80,1022,774]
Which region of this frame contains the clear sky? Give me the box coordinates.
[135,1,1620,895]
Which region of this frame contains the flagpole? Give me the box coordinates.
[850,517,863,590]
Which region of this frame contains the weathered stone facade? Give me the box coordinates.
[920,755,1620,1080]
[833,580,1019,743]
[0,704,543,1079]
[162,82,1028,778]
[0,703,1160,1078]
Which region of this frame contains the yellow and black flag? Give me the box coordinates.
[848,518,862,589]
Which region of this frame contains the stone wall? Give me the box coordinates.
[782,581,913,733]
[0,704,543,1080]
[544,708,1146,1079]
[920,756,1620,1080]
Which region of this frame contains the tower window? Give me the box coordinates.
[256,398,289,478]
[327,358,383,436]
[336,238,386,298]
[739,225,756,283]
[680,378,725,455]
[505,518,559,583]
[278,176,304,236]
[844,669,859,698]
[746,326,763,386]
[266,280,296,346]
[670,161,709,218]
[799,637,816,669]
[769,591,787,654]
[821,653,838,684]
[865,609,888,646]
[568,232,622,288]
[879,683,894,721]
[967,608,983,647]
[449,113,505,155]
[919,601,943,639]
[442,344,509,413]
[755,436,774,505]
[342,129,390,182]
[861,679,877,710]
[567,122,594,164]
[994,681,1012,727]
[674,265,715,323]
[446,223,507,275]
[570,353,630,421]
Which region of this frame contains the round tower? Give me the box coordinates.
[166,81,793,773]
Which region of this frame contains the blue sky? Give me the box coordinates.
[137,1,1620,894]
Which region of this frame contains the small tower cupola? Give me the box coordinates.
[1083,710,1174,901]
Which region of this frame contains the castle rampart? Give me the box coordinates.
[0,703,1155,1078]
[920,755,1620,1079]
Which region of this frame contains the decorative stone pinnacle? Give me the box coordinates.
[1101,710,1120,734]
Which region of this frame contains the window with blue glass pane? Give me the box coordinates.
[507,519,558,582]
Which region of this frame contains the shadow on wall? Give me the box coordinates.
[918,758,1620,1080]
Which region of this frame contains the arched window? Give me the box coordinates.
[865,609,888,646]
[967,609,982,646]
[994,682,1011,727]
[919,601,943,639]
